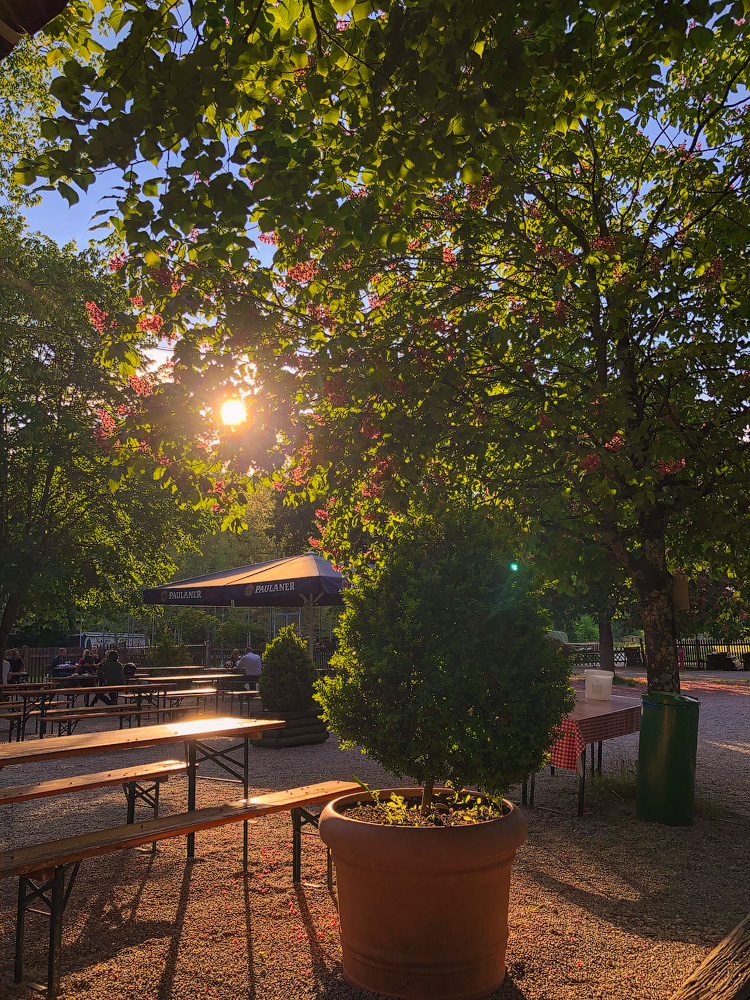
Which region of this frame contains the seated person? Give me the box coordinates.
[123,662,137,679]
[75,653,98,682]
[51,647,69,669]
[236,647,263,690]
[6,649,26,683]
[92,650,125,705]
[227,648,242,671]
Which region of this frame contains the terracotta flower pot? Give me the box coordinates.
[319,788,527,1000]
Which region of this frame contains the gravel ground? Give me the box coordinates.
[0,675,748,1000]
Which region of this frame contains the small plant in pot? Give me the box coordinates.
[316,506,573,1000]
[257,626,328,747]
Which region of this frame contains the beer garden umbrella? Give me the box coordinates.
[142,551,346,657]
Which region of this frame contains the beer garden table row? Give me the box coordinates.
[0,716,285,866]
[0,673,244,740]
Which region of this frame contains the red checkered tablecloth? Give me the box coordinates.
[549,719,585,769]
[549,699,641,770]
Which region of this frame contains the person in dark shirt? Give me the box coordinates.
[92,650,125,705]
[51,647,68,669]
[5,649,26,683]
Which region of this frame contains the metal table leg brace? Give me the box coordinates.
[186,736,251,866]
[14,862,80,999]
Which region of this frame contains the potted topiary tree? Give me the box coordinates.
[316,506,573,1000]
[257,626,329,747]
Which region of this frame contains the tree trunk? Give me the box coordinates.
[630,523,679,693]
[0,593,23,660]
[421,776,434,816]
[670,912,750,1000]
[598,610,615,673]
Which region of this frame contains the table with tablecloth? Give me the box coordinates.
[523,694,641,815]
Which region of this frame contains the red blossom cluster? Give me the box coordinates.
[605,434,624,452]
[534,242,577,268]
[428,316,449,331]
[538,414,553,430]
[314,508,329,522]
[703,257,723,284]
[655,459,685,475]
[442,246,457,268]
[85,301,115,334]
[287,260,319,283]
[580,454,601,474]
[359,418,381,441]
[130,295,144,308]
[258,231,278,244]
[509,299,525,315]
[116,404,133,416]
[527,203,542,219]
[336,18,349,29]
[107,251,128,272]
[346,187,369,200]
[465,175,494,209]
[128,375,154,397]
[138,313,164,334]
[407,239,423,251]
[591,236,615,252]
[553,299,569,320]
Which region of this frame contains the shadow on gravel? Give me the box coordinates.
[155,860,194,1000]
[311,968,531,1000]
[517,787,750,945]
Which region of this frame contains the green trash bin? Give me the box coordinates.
[636,691,700,826]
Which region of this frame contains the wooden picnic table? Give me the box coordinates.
[135,672,235,685]
[1,683,182,740]
[0,716,285,864]
[136,664,208,675]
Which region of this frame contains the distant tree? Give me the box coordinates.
[0,215,209,653]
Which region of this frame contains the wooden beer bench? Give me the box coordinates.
[1,779,359,999]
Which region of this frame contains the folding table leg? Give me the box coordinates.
[14,877,26,983]
[47,865,65,999]
[243,736,249,871]
[577,751,586,816]
[597,741,603,775]
[187,742,197,859]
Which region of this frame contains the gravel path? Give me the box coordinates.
[0,677,747,1000]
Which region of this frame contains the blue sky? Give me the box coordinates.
[21,173,116,248]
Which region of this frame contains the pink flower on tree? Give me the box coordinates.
[138,313,163,334]
[442,247,457,268]
[107,251,128,272]
[605,434,624,452]
[86,301,114,334]
[655,459,685,475]
[580,454,601,474]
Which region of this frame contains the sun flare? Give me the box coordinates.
[220,398,247,426]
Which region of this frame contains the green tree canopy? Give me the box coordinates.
[0,213,220,652]
[265,21,750,692]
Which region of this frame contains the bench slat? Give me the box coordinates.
[0,780,361,878]
[0,760,188,806]
[46,707,200,723]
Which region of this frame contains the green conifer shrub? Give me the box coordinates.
[316,506,574,810]
[258,625,317,712]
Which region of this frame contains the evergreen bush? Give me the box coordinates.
[316,506,574,809]
[258,625,317,712]
[151,629,190,667]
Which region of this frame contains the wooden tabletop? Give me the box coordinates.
[1,683,179,697]
[136,665,208,673]
[0,716,285,768]
[135,673,233,684]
